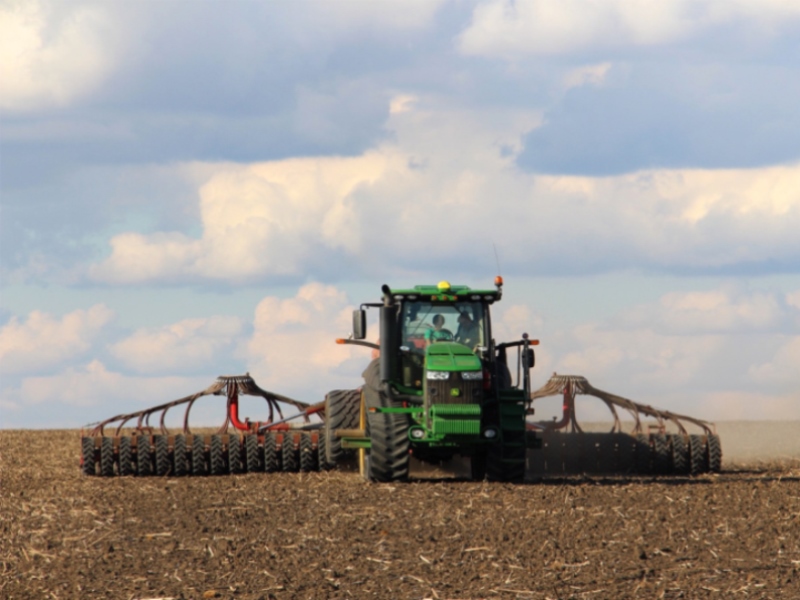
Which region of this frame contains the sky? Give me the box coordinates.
[1,0,799,428]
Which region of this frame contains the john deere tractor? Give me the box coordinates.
[338,277,536,482]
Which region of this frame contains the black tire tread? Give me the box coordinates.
[299,432,317,472]
[137,436,152,477]
[652,434,671,474]
[317,431,329,470]
[282,434,299,472]
[155,435,170,476]
[707,434,722,473]
[689,434,707,476]
[81,437,96,476]
[100,437,115,477]
[245,434,262,473]
[365,384,410,483]
[228,434,243,474]
[324,389,361,467]
[210,435,226,475]
[173,435,187,476]
[670,434,689,475]
[486,430,525,483]
[192,435,207,476]
[119,436,134,476]
[264,432,280,472]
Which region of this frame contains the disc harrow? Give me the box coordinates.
[80,374,342,477]
[527,374,722,475]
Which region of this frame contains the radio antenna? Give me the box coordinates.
[493,242,502,277]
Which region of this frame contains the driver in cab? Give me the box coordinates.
[424,314,453,346]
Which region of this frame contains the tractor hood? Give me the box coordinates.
[425,342,482,372]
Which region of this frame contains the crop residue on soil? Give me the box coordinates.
[1,429,799,599]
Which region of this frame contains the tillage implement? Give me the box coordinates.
[81,278,721,481]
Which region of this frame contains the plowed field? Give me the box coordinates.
[2,429,799,599]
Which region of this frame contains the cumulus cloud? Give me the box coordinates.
[87,99,800,284]
[0,283,369,427]
[0,0,115,111]
[617,288,795,334]
[0,360,213,428]
[244,282,366,399]
[749,336,800,388]
[458,0,800,58]
[88,152,398,283]
[110,316,243,374]
[0,305,114,375]
[509,287,800,420]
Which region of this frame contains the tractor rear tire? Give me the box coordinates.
[245,434,262,473]
[264,433,280,472]
[155,435,170,476]
[471,451,487,481]
[282,434,299,472]
[81,437,96,476]
[228,434,244,474]
[707,434,722,473]
[210,435,226,475]
[323,389,361,467]
[364,384,410,483]
[137,436,153,477]
[173,435,188,476]
[119,436,134,476]
[299,432,317,472]
[192,435,207,476]
[487,430,526,483]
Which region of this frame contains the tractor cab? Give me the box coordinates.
[352,279,503,400]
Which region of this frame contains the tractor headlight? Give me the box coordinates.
[461,371,483,381]
[426,371,450,380]
[410,427,426,440]
[483,428,498,439]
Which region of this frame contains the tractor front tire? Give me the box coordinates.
[364,383,410,483]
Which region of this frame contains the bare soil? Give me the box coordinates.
[2,429,799,599]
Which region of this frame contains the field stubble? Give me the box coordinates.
[1,427,799,599]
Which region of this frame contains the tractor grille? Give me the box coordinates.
[427,373,483,405]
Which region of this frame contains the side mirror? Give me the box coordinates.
[353,309,366,340]
[524,348,535,369]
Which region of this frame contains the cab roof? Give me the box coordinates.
[385,281,502,303]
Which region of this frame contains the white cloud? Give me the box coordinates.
[562,63,612,91]
[300,1,444,33]
[244,282,365,399]
[389,94,418,115]
[509,287,800,420]
[87,99,800,284]
[111,316,243,374]
[0,305,114,375]
[5,360,212,428]
[458,0,800,58]
[620,288,792,334]
[749,336,800,388]
[88,152,398,284]
[0,0,115,111]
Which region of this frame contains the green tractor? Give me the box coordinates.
[337,277,537,482]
